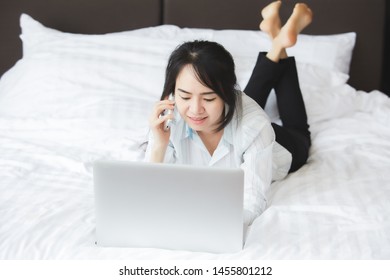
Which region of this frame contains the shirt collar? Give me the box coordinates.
[222,121,234,145]
[184,124,195,140]
[181,120,234,146]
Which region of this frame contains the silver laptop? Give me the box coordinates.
[93,160,244,253]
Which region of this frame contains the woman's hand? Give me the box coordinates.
[148,98,175,162]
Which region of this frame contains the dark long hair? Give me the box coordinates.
[161,40,240,131]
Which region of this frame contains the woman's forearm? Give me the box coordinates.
[149,145,168,163]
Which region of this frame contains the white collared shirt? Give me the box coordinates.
[145,92,291,224]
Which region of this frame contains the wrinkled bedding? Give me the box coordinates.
[0,17,389,259]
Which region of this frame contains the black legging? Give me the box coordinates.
[244,52,311,172]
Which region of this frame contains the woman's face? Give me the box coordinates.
[174,65,225,134]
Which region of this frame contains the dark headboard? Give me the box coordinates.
[0,0,386,93]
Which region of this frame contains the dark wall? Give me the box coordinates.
[382,1,390,95]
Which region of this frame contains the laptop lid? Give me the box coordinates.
[93,160,244,253]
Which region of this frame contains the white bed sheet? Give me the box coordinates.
[1,82,389,259]
[0,17,389,259]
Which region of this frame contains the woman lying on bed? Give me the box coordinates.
[146,1,313,225]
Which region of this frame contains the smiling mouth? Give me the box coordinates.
[188,116,207,124]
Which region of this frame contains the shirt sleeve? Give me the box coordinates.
[240,121,274,226]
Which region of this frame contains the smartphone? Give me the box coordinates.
[163,94,175,131]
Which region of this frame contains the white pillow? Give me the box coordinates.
[211,29,356,75]
[128,25,355,75]
[114,22,355,91]
[0,14,181,118]
[21,13,355,74]
[0,14,352,126]
[262,63,349,124]
[18,13,354,87]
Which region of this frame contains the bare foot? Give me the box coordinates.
[276,3,313,48]
[259,1,282,39]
